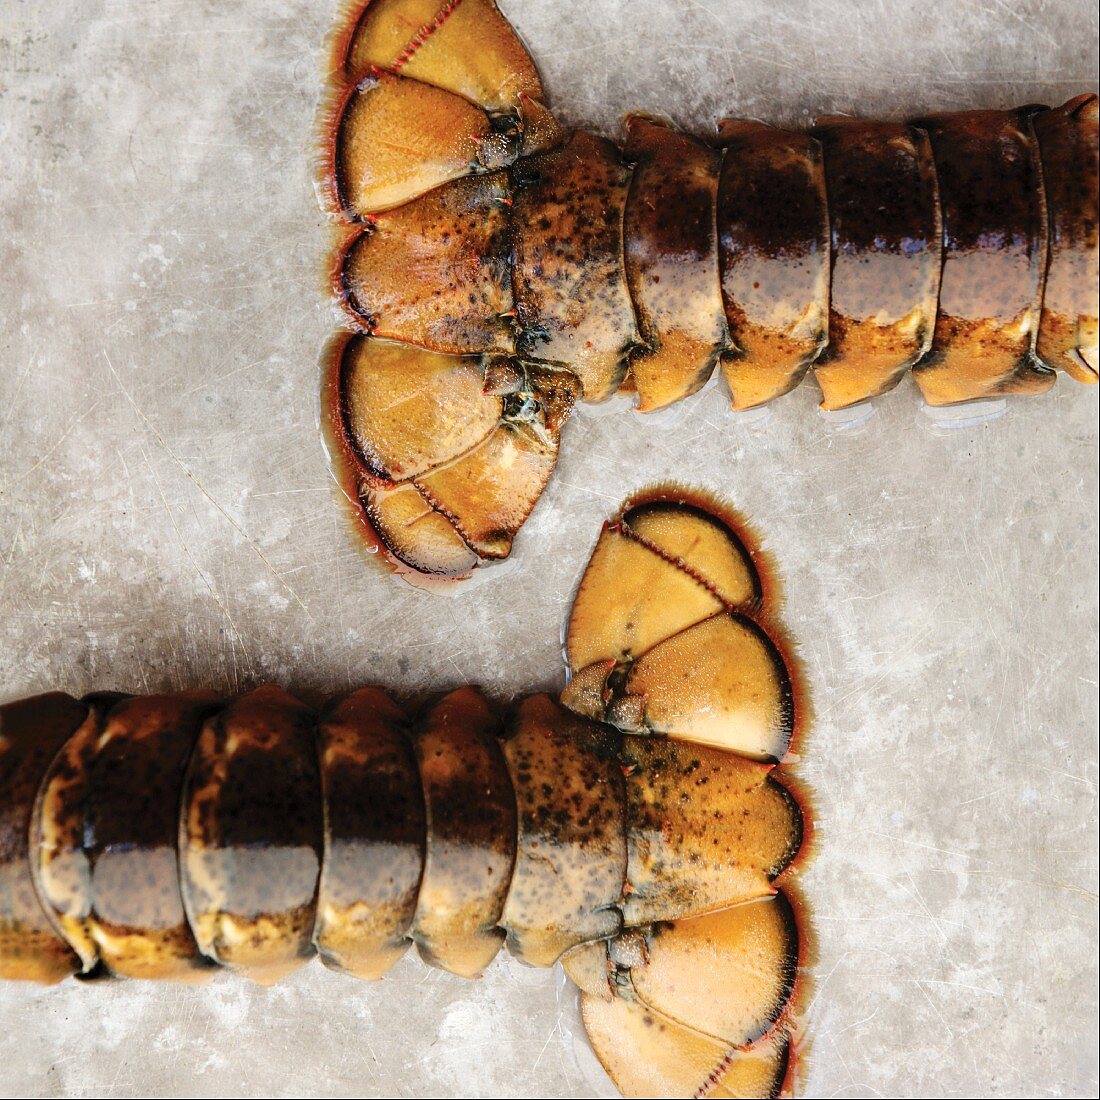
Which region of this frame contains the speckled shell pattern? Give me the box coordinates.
[337,96,1099,412]
[0,684,799,986]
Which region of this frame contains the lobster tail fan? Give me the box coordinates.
[582,994,791,1100]
[322,3,571,583]
[575,895,802,1099]
[560,489,808,1098]
[340,0,545,113]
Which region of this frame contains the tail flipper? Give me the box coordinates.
[559,489,809,1099]
[324,335,576,580]
[562,488,795,760]
[569,896,800,1098]
[580,993,791,1100]
[340,0,545,113]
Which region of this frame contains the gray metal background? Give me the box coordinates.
[1,1,1097,1095]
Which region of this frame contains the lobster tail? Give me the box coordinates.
[321,0,1097,585]
[2,490,810,1096]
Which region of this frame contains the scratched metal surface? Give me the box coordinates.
[0,0,1097,1096]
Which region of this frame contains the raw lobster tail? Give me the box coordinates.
[320,1,1098,584]
[2,491,809,1099]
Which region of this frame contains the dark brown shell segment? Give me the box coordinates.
[811,118,942,410]
[622,115,729,411]
[0,692,87,983]
[912,107,1054,404]
[180,686,324,985]
[715,119,830,410]
[34,692,221,981]
[314,687,424,980]
[409,686,516,977]
[1034,94,1099,382]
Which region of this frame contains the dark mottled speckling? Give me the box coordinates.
[620,734,803,925]
[500,694,626,967]
[511,130,640,400]
[341,171,515,355]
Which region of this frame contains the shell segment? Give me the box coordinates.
[33,693,219,981]
[180,686,323,985]
[1034,94,1100,381]
[810,118,942,410]
[628,895,800,1048]
[499,694,626,967]
[0,692,87,983]
[340,337,503,483]
[409,686,515,977]
[622,116,729,411]
[580,993,791,1100]
[715,120,830,410]
[620,735,802,925]
[314,687,424,980]
[564,524,726,674]
[511,131,641,400]
[912,108,1055,404]
[342,0,545,113]
[339,171,515,355]
[335,69,510,217]
[413,415,561,560]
